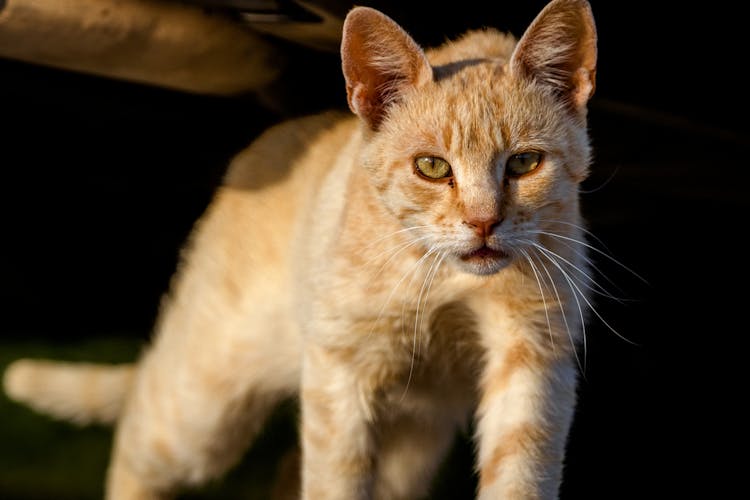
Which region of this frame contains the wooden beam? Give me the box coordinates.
[0,0,280,94]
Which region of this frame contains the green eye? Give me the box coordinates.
[506,152,543,177]
[414,156,453,179]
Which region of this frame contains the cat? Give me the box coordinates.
[3,1,598,498]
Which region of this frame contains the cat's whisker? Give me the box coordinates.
[365,234,433,279]
[398,246,441,401]
[398,245,439,342]
[552,239,630,301]
[400,246,439,319]
[414,252,439,356]
[526,246,583,375]
[577,164,622,194]
[531,242,638,347]
[518,247,555,352]
[413,251,441,359]
[521,238,625,303]
[531,228,631,300]
[537,219,613,253]
[530,244,589,373]
[402,249,444,402]
[417,250,448,354]
[363,225,432,252]
[530,230,647,284]
[367,242,435,341]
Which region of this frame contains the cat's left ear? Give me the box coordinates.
[341,7,432,130]
[510,0,597,115]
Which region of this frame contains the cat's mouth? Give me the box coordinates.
[460,245,508,262]
[457,245,510,275]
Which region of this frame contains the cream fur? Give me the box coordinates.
[3,1,598,499]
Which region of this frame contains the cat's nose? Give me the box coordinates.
[463,217,501,239]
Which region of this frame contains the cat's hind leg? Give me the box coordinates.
[105,244,301,500]
[106,314,300,500]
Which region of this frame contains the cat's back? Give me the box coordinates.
[425,28,517,67]
[223,111,356,193]
[206,110,356,245]
[183,111,357,302]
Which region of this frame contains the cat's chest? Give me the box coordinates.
[306,273,485,386]
[373,300,484,417]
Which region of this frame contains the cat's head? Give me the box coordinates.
[342,0,596,276]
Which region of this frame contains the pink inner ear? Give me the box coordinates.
[341,7,431,129]
[572,67,596,108]
[348,83,380,125]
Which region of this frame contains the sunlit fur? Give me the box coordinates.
[3,1,603,499]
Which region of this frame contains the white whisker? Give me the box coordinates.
[547,237,630,300]
[399,246,439,348]
[363,225,431,251]
[518,247,555,351]
[365,234,432,278]
[520,238,625,303]
[418,250,448,349]
[531,230,647,284]
[530,243,589,372]
[531,227,632,301]
[367,243,435,340]
[577,165,621,194]
[402,250,445,402]
[538,219,614,253]
[532,242,637,347]
[527,247,584,374]
[414,251,442,356]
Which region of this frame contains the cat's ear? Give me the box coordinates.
[341,7,432,130]
[510,0,597,114]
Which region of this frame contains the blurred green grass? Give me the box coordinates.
[1,338,476,499]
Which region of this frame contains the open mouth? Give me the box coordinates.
[460,245,508,262]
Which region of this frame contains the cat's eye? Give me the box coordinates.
[414,156,453,180]
[506,152,543,177]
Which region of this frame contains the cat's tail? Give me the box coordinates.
[3,359,135,425]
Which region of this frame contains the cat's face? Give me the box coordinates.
[363,61,590,276]
[342,3,596,277]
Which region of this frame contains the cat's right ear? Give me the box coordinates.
[341,7,432,130]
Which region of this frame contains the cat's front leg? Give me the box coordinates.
[475,313,578,500]
[300,342,377,500]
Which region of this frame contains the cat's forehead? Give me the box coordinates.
[395,64,563,159]
[379,29,575,166]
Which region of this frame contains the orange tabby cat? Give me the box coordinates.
[4,1,597,498]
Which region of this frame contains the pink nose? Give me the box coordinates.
[463,217,500,239]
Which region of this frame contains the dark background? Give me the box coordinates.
[1,0,747,498]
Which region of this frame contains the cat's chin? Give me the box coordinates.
[455,245,511,276]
